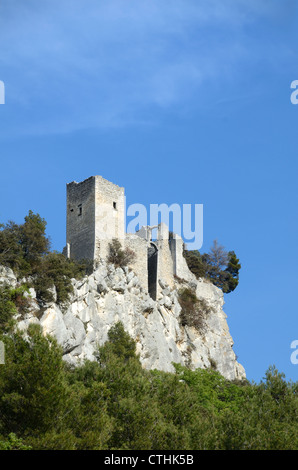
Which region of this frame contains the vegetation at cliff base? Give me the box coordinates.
[0,212,297,450]
[0,322,297,450]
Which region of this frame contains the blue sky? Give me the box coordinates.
[0,0,298,383]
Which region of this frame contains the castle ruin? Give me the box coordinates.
[65,175,193,299]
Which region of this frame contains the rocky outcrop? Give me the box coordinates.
[0,263,245,381]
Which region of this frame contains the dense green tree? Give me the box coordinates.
[0,319,297,450]
[149,368,214,450]
[95,324,161,449]
[0,284,17,333]
[173,363,248,414]
[223,251,241,293]
[0,284,31,332]
[0,221,25,274]
[0,325,69,436]
[98,321,138,363]
[184,241,241,294]
[0,433,31,450]
[33,252,90,305]
[0,211,50,277]
[202,240,230,290]
[183,249,206,279]
[216,379,298,449]
[45,379,113,450]
[20,211,50,271]
[0,212,92,305]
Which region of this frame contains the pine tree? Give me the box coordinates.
[223,251,241,293]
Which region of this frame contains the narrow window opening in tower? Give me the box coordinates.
[113,201,117,210]
[78,204,82,216]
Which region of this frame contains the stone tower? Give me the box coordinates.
[65,175,194,300]
[66,175,125,261]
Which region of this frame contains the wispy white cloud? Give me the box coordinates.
[0,0,294,136]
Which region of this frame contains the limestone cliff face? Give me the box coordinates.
[0,264,245,381]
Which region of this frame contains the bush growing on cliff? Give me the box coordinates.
[97,321,137,364]
[0,211,50,277]
[33,252,91,305]
[0,284,31,332]
[0,433,31,450]
[178,287,213,332]
[107,238,136,269]
[0,284,17,332]
[203,241,241,293]
[0,212,92,305]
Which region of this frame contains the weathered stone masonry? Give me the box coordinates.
[65,175,192,300]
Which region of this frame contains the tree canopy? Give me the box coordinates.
[0,322,296,450]
[184,240,241,294]
[0,211,91,305]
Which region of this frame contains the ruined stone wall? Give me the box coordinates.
[170,234,196,283]
[153,224,174,297]
[125,234,148,292]
[156,241,174,297]
[94,176,125,260]
[66,176,193,298]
